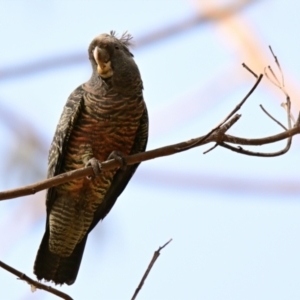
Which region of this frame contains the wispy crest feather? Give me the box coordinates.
[110,30,133,47]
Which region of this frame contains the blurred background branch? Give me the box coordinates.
[0,0,258,81]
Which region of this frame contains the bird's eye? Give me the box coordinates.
[115,46,119,50]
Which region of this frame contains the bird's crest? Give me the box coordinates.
[110,30,133,47]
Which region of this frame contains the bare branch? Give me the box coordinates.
[269,45,284,87]
[260,104,287,130]
[0,260,73,300]
[242,62,258,78]
[261,46,293,156]
[223,126,299,145]
[281,101,296,125]
[203,143,218,154]
[177,73,263,152]
[219,139,292,157]
[0,119,299,201]
[266,65,281,87]
[297,112,300,125]
[203,113,241,154]
[224,46,295,158]
[131,239,172,300]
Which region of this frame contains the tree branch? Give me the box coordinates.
[0,260,73,300]
[218,46,296,158]
[131,239,172,300]
[219,139,291,157]
[260,104,287,130]
[0,117,299,201]
[178,73,263,151]
[242,62,258,78]
[1,56,300,201]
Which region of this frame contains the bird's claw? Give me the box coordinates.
[85,158,102,180]
[108,151,127,170]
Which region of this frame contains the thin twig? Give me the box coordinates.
[224,47,294,158]
[203,143,218,154]
[177,73,263,152]
[242,63,258,78]
[223,126,298,145]
[269,45,284,87]
[267,65,281,87]
[265,46,289,98]
[268,46,293,153]
[281,101,296,125]
[0,261,73,300]
[297,112,300,125]
[203,113,241,154]
[219,140,292,157]
[259,105,287,130]
[131,239,172,300]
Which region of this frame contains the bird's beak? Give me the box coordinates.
[93,46,113,78]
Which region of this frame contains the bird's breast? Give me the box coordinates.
[57,92,144,196]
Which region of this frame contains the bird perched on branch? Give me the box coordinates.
[34,31,148,285]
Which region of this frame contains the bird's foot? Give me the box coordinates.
[85,157,102,180]
[108,151,127,170]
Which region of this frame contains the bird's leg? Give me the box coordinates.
[108,151,127,170]
[85,157,102,180]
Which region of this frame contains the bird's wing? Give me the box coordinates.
[89,105,149,232]
[34,86,86,284]
[45,86,84,212]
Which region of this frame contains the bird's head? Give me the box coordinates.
[88,31,135,79]
[86,31,143,94]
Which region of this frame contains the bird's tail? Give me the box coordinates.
[33,228,87,285]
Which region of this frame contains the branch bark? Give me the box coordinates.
[0,261,73,300]
[131,239,172,300]
[0,118,299,201]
